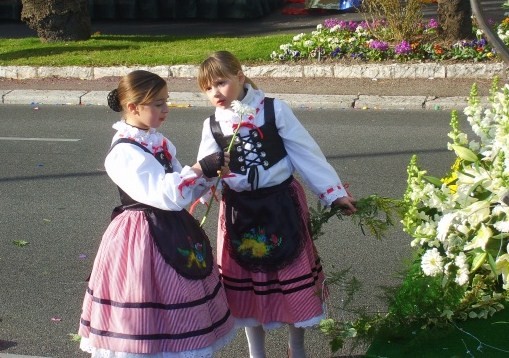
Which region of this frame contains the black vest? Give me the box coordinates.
[209,97,287,189]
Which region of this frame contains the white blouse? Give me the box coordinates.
[197,85,348,206]
[105,120,212,211]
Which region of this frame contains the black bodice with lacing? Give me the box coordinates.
[209,97,287,190]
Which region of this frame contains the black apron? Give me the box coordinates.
[223,176,304,272]
[110,138,213,280]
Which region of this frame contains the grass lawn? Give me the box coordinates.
[0,34,293,66]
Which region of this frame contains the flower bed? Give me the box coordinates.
[270,16,506,63]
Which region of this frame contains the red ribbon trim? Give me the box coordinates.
[232,122,264,139]
[178,177,197,198]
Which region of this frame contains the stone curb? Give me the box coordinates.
[0,63,505,110]
[0,62,506,80]
[0,89,482,111]
[0,90,478,111]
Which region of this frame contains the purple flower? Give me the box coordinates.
[323,18,342,29]
[426,18,439,29]
[369,40,389,52]
[475,38,487,47]
[394,40,412,55]
[358,21,370,29]
[323,18,358,32]
[331,47,342,57]
[345,21,358,31]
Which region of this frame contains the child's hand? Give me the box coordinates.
[218,152,231,177]
[191,162,203,177]
[199,151,225,178]
[332,196,357,216]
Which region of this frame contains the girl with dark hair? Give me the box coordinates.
[78,70,235,357]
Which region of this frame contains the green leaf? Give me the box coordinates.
[466,178,486,197]
[488,253,497,274]
[330,337,345,353]
[424,175,442,187]
[12,240,29,247]
[68,333,81,342]
[491,233,509,240]
[450,144,478,162]
[471,252,487,272]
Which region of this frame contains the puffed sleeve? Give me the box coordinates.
[273,99,349,205]
[105,142,211,210]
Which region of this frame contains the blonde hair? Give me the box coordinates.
[197,51,257,91]
[108,70,167,112]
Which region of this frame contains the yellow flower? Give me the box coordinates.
[238,239,268,258]
[441,158,461,192]
[186,251,206,269]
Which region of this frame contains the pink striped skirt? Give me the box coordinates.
[78,210,235,355]
[217,179,326,328]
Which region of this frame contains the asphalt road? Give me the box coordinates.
[0,104,463,357]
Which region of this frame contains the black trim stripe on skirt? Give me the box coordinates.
[80,310,231,340]
[85,280,223,310]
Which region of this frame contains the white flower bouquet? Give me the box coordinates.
[403,78,509,321]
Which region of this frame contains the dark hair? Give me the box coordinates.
[107,70,167,112]
[197,50,257,91]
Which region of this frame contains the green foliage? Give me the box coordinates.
[383,262,465,329]
[319,318,360,353]
[309,194,403,242]
[12,240,29,247]
[68,333,81,342]
[310,194,403,353]
[319,266,383,353]
[361,0,424,42]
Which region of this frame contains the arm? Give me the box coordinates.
[105,143,211,210]
[274,99,355,208]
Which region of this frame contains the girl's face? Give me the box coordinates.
[125,86,169,130]
[203,71,245,110]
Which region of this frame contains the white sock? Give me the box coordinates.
[288,325,306,358]
[245,325,266,358]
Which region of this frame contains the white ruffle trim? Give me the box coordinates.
[234,312,325,331]
[112,120,173,155]
[79,329,237,358]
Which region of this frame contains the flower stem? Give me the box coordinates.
[199,126,241,227]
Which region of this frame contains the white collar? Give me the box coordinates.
[214,84,265,123]
[112,120,164,147]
